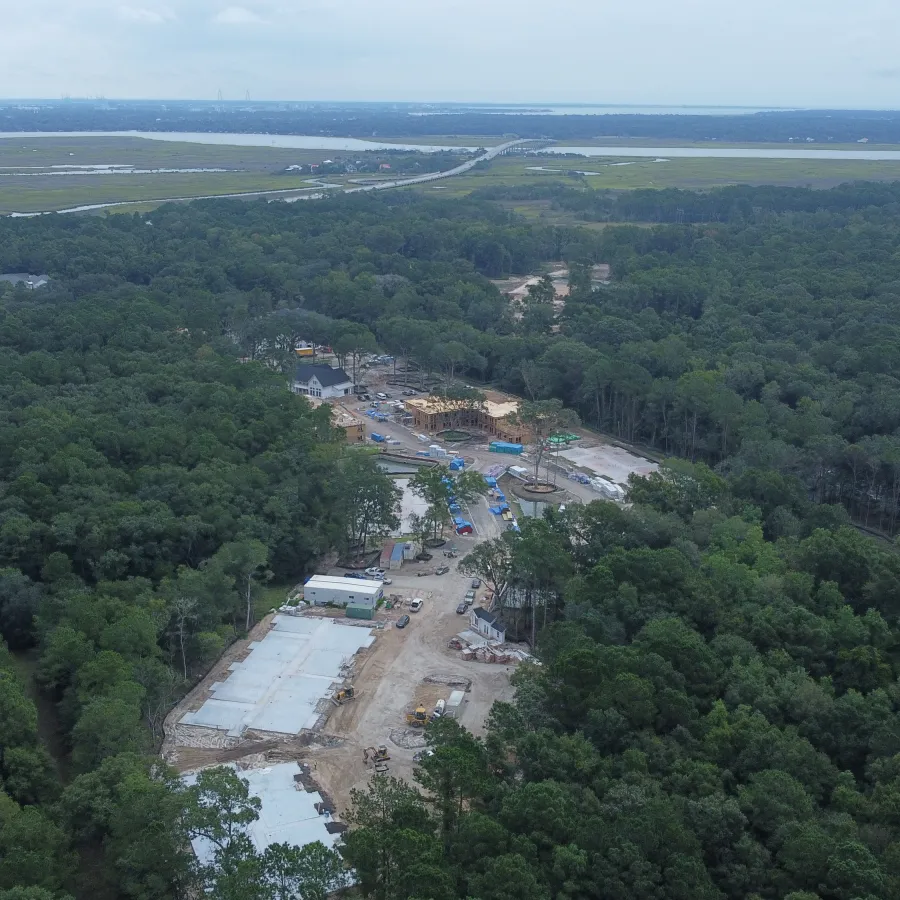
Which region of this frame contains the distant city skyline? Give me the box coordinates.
[4,0,900,108]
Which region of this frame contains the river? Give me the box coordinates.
[413,104,785,116]
[2,131,897,161]
[0,131,479,153]
[547,146,900,160]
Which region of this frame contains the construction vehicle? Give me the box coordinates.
[331,686,356,706]
[364,745,390,763]
[406,705,428,727]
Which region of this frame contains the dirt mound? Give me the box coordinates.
[390,728,428,750]
[423,674,473,691]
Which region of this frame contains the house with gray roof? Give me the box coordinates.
[292,364,354,400]
[0,273,50,289]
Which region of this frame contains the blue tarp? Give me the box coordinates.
[390,544,404,562]
[490,441,523,454]
[484,476,498,487]
[449,458,464,471]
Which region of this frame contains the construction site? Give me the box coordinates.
[162,353,656,862]
[162,562,515,855]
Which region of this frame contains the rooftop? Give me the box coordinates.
[305,575,383,596]
[294,364,353,388]
[405,395,519,420]
[471,606,505,628]
[0,273,50,288]
[333,412,360,429]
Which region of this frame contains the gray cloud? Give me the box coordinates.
[117,6,176,23]
[3,0,900,104]
[211,6,267,24]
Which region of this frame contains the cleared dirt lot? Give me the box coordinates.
[162,553,514,817]
[308,561,514,813]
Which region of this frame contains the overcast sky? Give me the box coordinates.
[4,0,900,107]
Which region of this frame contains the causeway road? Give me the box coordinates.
[343,138,544,193]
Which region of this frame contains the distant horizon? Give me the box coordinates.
[4,99,900,114]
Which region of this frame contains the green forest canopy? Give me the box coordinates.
[2,183,900,899]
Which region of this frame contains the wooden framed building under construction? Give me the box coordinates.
[404,395,525,443]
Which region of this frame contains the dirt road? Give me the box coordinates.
[309,559,514,813]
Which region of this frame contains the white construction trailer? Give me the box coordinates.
[303,575,383,612]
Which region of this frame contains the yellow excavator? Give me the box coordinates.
[364,745,390,763]
[406,705,428,727]
[331,686,356,706]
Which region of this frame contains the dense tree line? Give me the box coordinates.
[3,182,900,897]
[2,102,899,142]
[9,183,900,535]
[0,223,404,896]
[473,179,900,223]
[349,465,900,899]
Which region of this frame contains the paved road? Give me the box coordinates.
[342,139,544,194]
[5,139,547,217]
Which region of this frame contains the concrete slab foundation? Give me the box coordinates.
[184,762,341,861]
[558,444,658,485]
[179,616,374,737]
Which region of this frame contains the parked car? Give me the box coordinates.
[409,599,423,612]
[381,577,392,586]
[383,393,392,399]
[376,392,387,400]
[365,567,386,578]
[456,602,467,614]
[435,566,450,575]
[465,589,476,601]
[344,572,366,579]
[417,569,431,577]
[471,578,481,588]
[396,615,410,629]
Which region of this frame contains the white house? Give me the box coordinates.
[292,364,354,400]
[0,273,50,289]
[469,607,506,642]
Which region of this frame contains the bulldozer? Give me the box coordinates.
[406,705,428,728]
[364,745,390,763]
[331,686,356,706]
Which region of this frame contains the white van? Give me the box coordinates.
[376,392,387,401]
